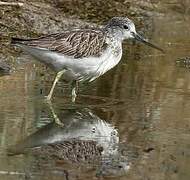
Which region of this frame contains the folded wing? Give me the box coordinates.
[12,29,108,59]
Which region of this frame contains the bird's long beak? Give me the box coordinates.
[131,32,164,53]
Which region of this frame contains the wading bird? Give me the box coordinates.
[12,17,163,102]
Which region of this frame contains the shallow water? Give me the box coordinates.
[1,14,190,180]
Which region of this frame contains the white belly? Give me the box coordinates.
[57,46,122,82]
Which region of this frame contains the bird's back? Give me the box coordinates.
[11,29,107,58]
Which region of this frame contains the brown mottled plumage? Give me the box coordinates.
[32,140,103,164]
[12,29,107,59]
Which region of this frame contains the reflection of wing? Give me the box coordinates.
[0,62,10,75]
[32,140,103,164]
[11,29,108,58]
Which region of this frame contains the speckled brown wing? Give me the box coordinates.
[32,140,103,164]
[12,29,108,58]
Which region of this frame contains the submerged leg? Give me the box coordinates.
[47,69,66,101]
[46,100,64,126]
[71,80,79,103]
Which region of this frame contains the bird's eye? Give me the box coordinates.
[123,25,129,30]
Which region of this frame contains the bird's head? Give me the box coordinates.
[105,17,164,52]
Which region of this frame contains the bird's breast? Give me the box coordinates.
[91,44,122,80]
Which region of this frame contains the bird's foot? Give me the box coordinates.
[45,97,64,127]
[46,94,52,101]
[45,90,55,103]
[71,87,77,103]
[54,118,64,127]
[71,95,76,103]
[44,96,52,106]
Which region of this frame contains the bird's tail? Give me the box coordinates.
[11,37,29,45]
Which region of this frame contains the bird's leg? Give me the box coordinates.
[47,69,66,101]
[71,80,79,103]
[46,100,64,127]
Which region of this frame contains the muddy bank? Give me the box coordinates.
[0,0,159,38]
[1,0,189,39]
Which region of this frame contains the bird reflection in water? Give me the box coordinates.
[8,105,130,178]
[0,61,10,76]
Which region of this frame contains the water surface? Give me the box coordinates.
[1,14,190,180]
